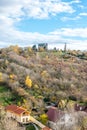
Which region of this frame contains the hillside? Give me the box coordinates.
[0,45,87,129]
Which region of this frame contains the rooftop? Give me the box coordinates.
[47,107,64,122]
[6,104,29,115]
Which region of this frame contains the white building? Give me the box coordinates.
[5,104,30,123]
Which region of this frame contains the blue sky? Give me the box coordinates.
[0,0,87,50]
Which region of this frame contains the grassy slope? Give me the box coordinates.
[0,84,23,106]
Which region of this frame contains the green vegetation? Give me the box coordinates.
[0,84,24,106]
[26,124,36,130]
[0,84,12,105]
[0,84,8,93]
[38,114,48,125]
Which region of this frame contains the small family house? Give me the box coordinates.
[6,104,30,123]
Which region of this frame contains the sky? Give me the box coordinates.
[0,0,87,50]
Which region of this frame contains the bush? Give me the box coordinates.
[38,114,48,125]
[26,124,36,130]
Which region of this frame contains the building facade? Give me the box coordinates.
[6,104,30,123]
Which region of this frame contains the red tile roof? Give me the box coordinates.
[6,104,18,111]
[14,107,26,115]
[6,104,28,115]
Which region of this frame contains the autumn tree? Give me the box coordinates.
[9,45,20,54]
[28,47,32,53]
[9,74,17,80]
[38,114,48,125]
[0,72,2,82]
[25,76,32,88]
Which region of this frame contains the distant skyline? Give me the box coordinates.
[0,0,87,50]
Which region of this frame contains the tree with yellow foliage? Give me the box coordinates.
[41,70,49,78]
[9,74,15,80]
[58,99,68,109]
[13,45,19,54]
[0,72,2,82]
[25,76,32,88]
[34,84,39,89]
[9,45,19,54]
[39,114,48,125]
[28,47,32,53]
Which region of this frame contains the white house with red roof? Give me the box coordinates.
[5,104,30,123]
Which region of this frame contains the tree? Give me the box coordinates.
[39,114,48,125]
[25,76,32,88]
[9,74,16,80]
[0,72,2,82]
[32,45,37,51]
[28,47,32,53]
[58,99,67,110]
[9,45,20,54]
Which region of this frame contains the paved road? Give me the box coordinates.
[30,116,45,129]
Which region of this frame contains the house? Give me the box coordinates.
[46,107,64,122]
[74,104,87,112]
[5,104,30,123]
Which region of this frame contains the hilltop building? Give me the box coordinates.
[38,43,48,51]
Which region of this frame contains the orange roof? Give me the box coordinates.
[6,104,28,115]
[6,105,18,111]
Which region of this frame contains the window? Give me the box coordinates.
[26,118,29,122]
[23,118,25,122]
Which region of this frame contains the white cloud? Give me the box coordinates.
[0,0,87,50]
[78,5,84,9]
[0,35,87,50]
[61,16,81,21]
[22,0,75,19]
[66,40,87,50]
[0,0,75,43]
[79,12,87,16]
[70,0,81,4]
[0,26,87,50]
[49,28,87,38]
[0,0,24,18]
[0,0,75,20]
[48,39,87,51]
